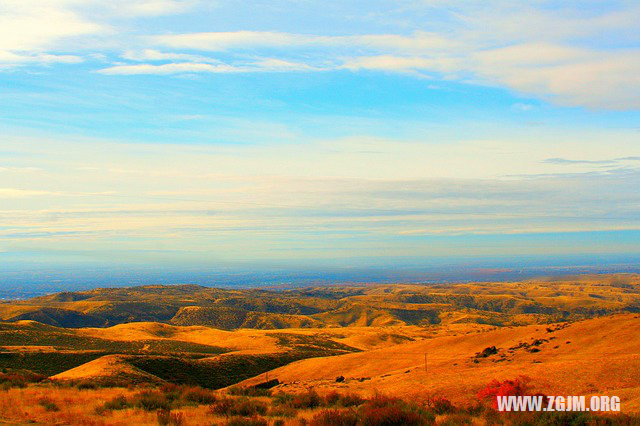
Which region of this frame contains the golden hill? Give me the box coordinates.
[51,355,164,385]
[240,313,640,412]
[1,274,639,330]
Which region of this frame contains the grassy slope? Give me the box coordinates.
[1,274,639,330]
[240,313,640,412]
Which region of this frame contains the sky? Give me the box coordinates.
[1,0,640,279]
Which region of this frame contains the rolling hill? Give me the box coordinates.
[1,274,639,330]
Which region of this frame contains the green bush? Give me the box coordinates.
[133,390,171,411]
[95,394,131,415]
[38,397,60,412]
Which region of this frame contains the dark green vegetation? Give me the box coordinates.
[0,321,226,354]
[0,316,358,388]
[0,320,228,376]
[2,274,639,329]
[129,339,357,390]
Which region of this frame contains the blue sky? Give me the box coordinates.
[1,0,640,272]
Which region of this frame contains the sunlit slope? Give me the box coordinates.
[51,355,163,385]
[76,322,426,352]
[241,314,640,411]
[1,274,639,329]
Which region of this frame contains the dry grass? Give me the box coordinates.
[239,313,640,412]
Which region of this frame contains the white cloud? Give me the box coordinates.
[98,59,318,75]
[105,0,199,17]
[341,55,460,74]
[153,30,459,52]
[0,0,200,66]
[0,188,54,198]
[150,28,640,109]
[98,62,239,75]
[0,1,102,52]
[472,45,640,110]
[122,49,221,63]
[341,44,640,109]
[1,1,639,110]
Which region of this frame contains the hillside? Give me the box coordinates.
[1,274,639,330]
[239,313,640,411]
[1,275,640,424]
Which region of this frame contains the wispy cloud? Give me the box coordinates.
[152,30,459,52]
[98,58,318,74]
[1,2,639,109]
[543,156,640,166]
[145,29,640,109]
[0,188,55,198]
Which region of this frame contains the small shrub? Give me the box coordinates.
[225,416,268,426]
[358,394,434,426]
[267,404,298,418]
[310,409,358,426]
[427,396,454,414]
[0,371,46,388]
[290,390,322,409]
[210,398,235,416]
[339,393,365,407]
[133,390,171,411]
[324,392,365,407]
[77,380,98,390]
[157,409,185,426]
[438,413,472,425]
[325,391,341,406]
[182,386,217,405]
[101,394,130,412]
[273,392,295,406]
[209,397,267,417]
[38,397,60,412]
[231,398,268,417]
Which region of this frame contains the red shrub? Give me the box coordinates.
[477,376,531,409]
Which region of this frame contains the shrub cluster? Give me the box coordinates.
[310,395,434,426]
[94,385,218,415]
[271,390,365,411]
[209,397,268,417]
[38,397,60,412]
[228,386,272,397]
[324,391,365,407]
[225,416,269,426]
[157,409,185,426]
[0,370,46,389]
